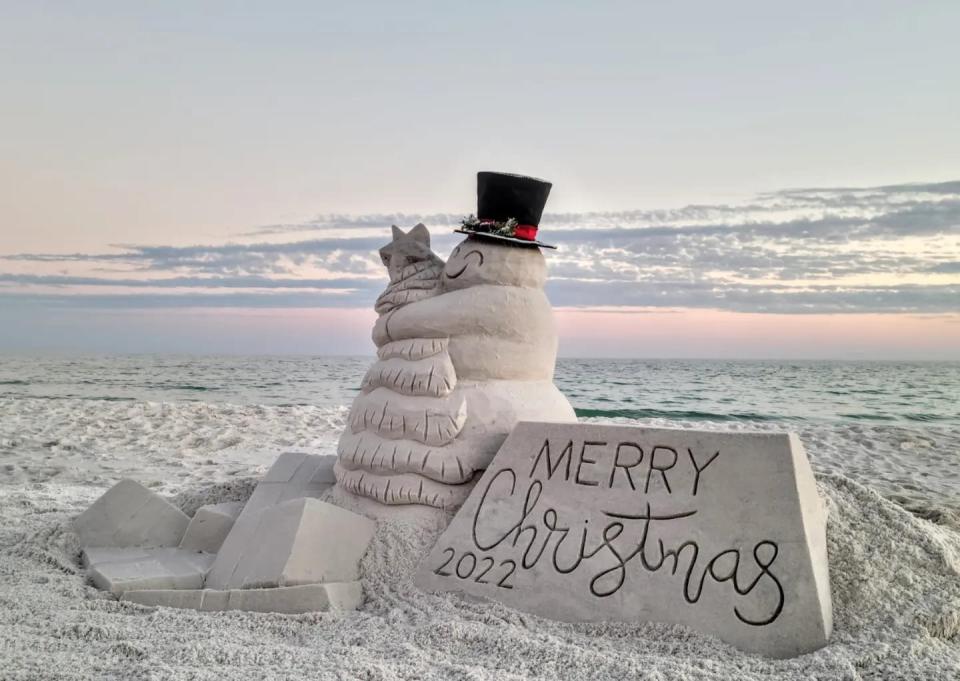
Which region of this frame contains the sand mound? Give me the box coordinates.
[1,475,958,680]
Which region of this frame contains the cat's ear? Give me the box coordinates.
[409,223,430,247]
[391,225,405,240]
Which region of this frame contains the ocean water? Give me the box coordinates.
[1,354,958,425]
[1,354,958,517]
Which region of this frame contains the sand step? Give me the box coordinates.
[121,581,362,613]
[83,547,215,594]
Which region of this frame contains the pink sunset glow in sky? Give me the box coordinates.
[1,306,957,360]
[1,3,958,359]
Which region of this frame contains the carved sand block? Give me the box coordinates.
[416,422,832,658]
[179,501,244,553]
[74,479,190,548]
[84,547,215,594]
[213,497,375,590]
[75,452,370,614]
[121,581,362,613]
[204,452,337,589]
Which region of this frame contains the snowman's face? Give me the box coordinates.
[442,237,547,290]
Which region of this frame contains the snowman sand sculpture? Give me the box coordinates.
[335,172,577,510]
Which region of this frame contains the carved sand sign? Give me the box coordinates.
[415,423,832,657]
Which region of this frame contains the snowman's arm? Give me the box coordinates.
[372,286,549,346]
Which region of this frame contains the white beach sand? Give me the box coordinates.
[1,397,958,679]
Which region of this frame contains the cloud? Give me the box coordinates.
[0,291,373,309]
[0,273,378,290]
[766,179,960,199]
[0,237,392,275]
[1,179,958,314]
[545,279,960,314]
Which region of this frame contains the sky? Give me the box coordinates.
[1,2,958,359]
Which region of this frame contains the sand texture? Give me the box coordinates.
[1,398,958,679]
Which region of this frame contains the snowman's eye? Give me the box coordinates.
[444,249,484,279]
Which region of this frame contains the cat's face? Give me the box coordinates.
[379,223,436,283]
[442,237,547,290]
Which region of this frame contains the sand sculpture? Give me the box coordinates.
[335,173,577,509]
[416,422,833,657]
[74,453,374,613]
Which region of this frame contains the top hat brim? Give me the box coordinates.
[454,228,556,249]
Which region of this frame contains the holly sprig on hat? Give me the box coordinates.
[460,214,519,238]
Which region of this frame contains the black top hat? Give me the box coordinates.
[455,171,556,249]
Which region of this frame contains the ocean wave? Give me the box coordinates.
[577,406,956,424]
[575,407,788,422]
[0,394,138,402]
[836,413,894,421]
[902,412,956,422]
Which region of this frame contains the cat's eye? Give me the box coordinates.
[382,255,391,265]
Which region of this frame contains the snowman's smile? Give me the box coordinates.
[445,249,484,279]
